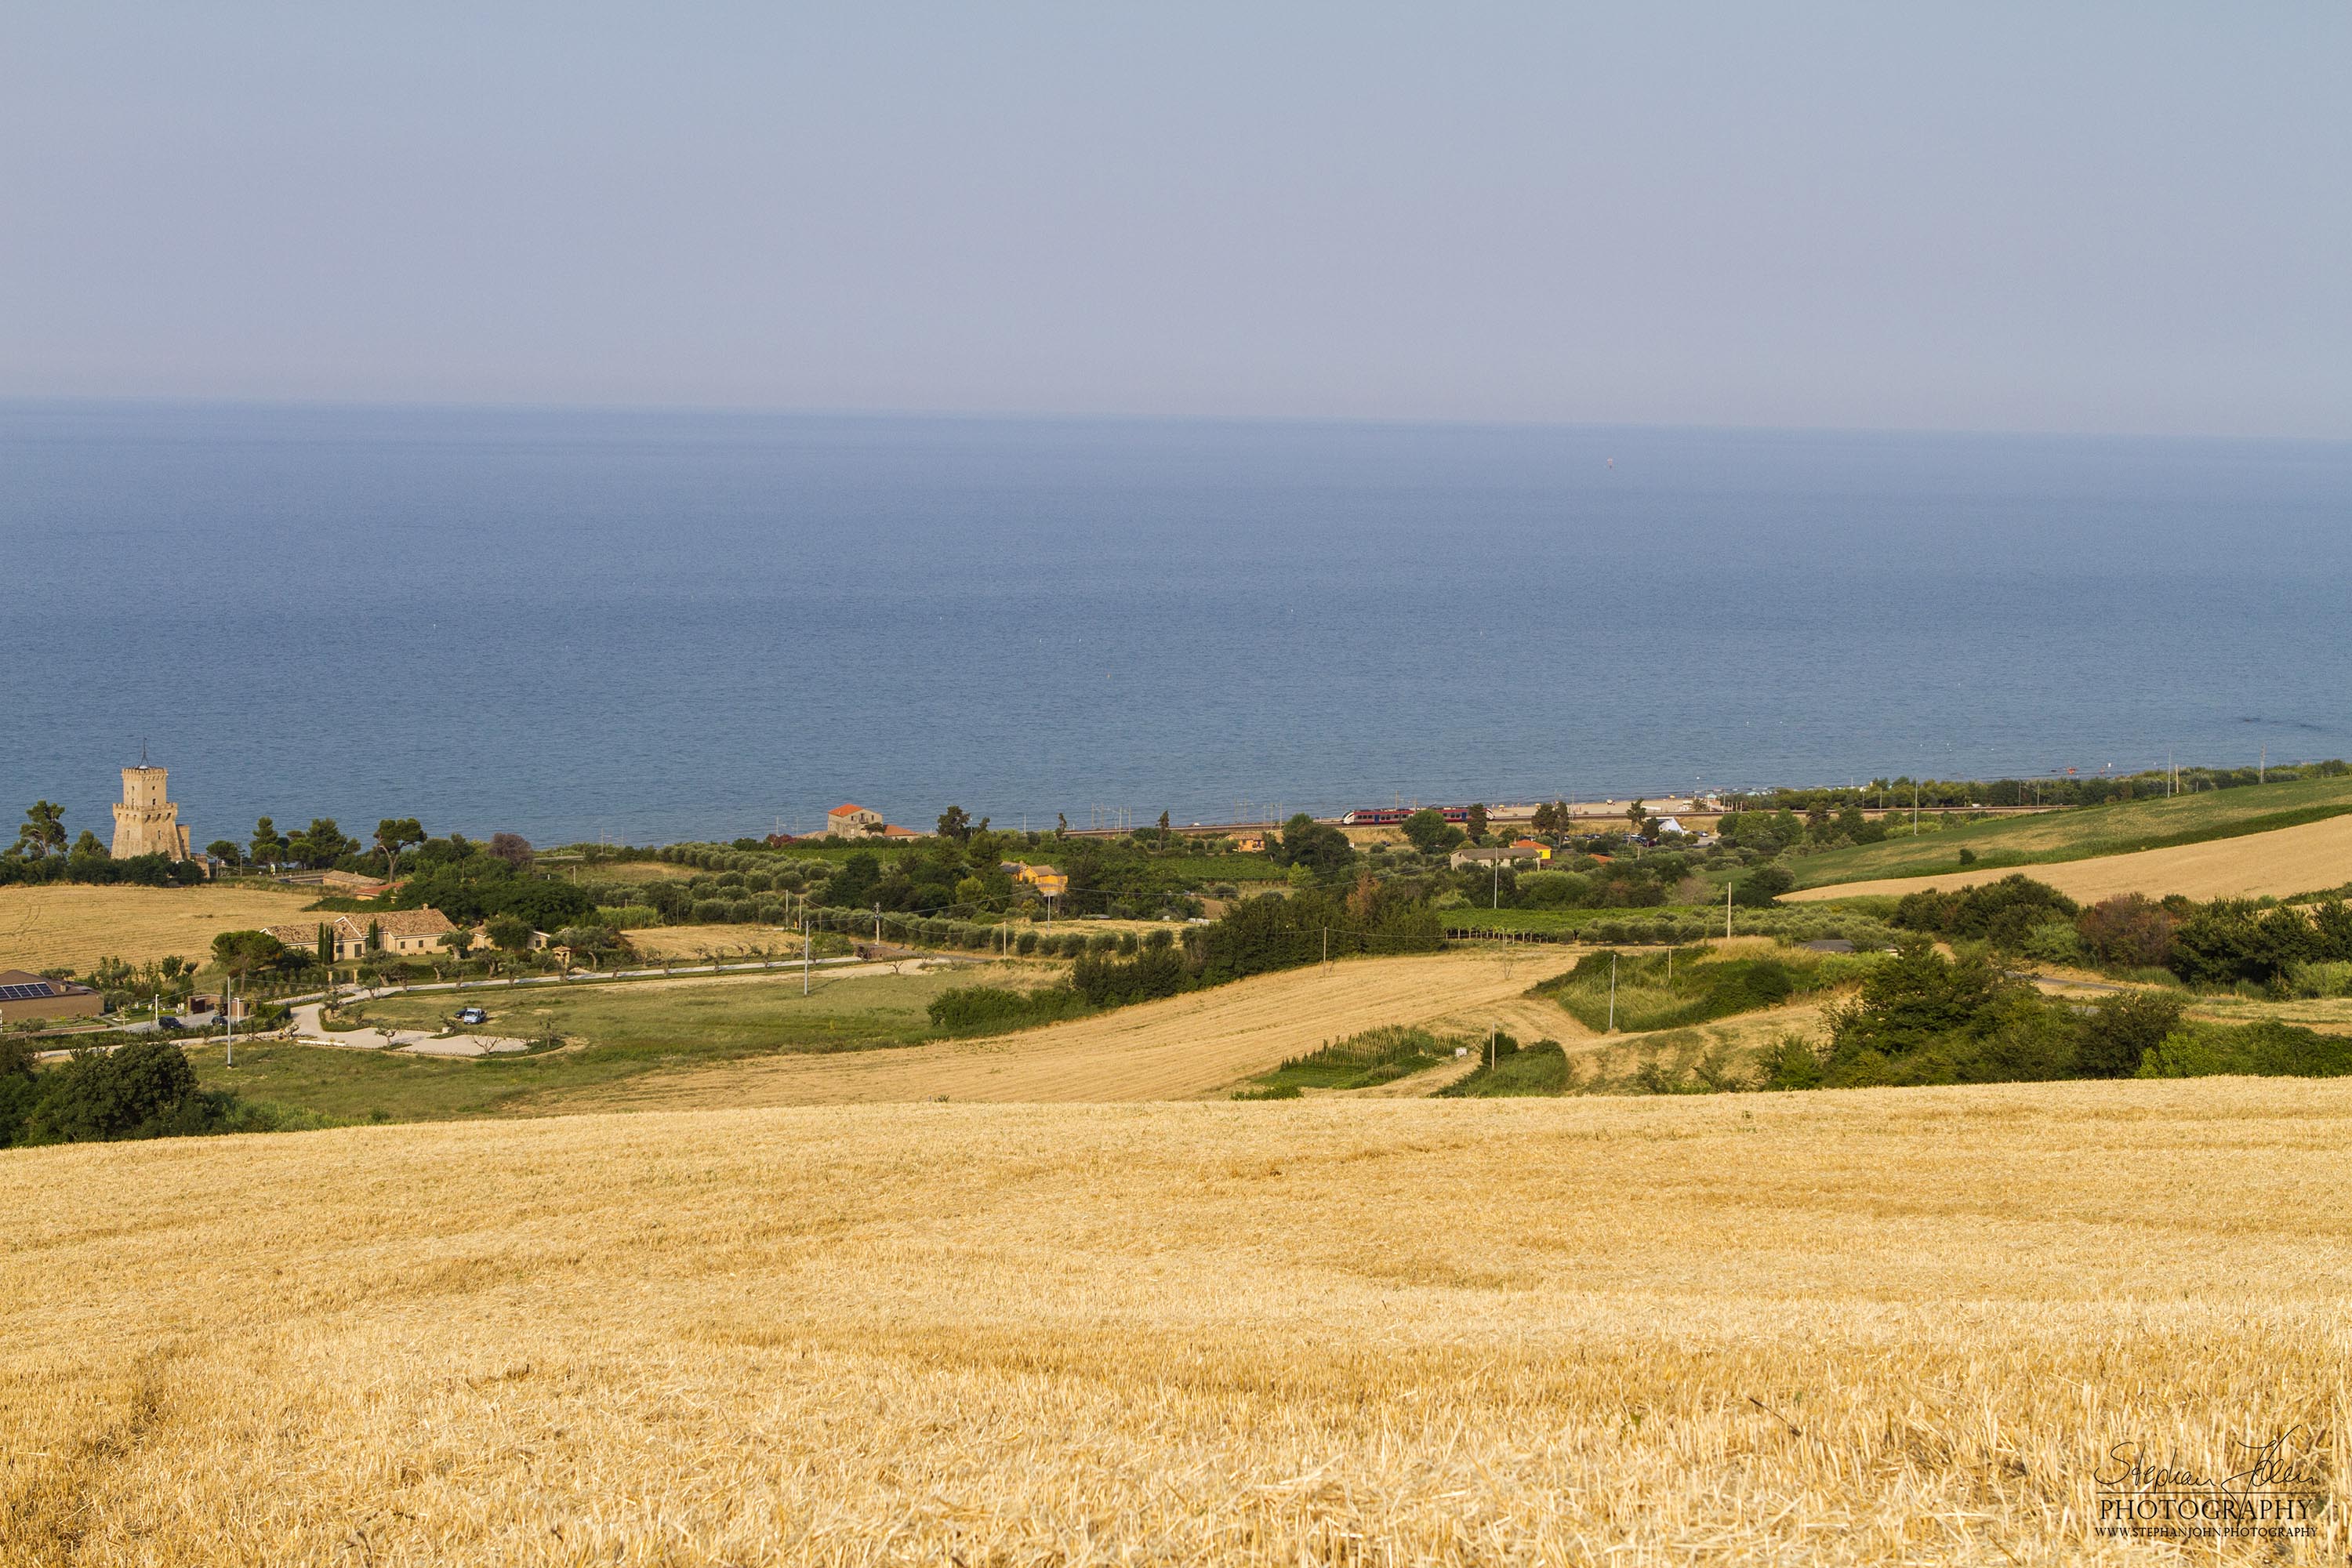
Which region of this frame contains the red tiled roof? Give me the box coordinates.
[829,803,871,817]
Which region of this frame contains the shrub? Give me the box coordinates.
[1073,947,1189,1007]
[2137,1020,2352,1079]
[1438,1039,1568,1098]
[2073,990,2184,1078]
[1731,866,1794,907]
[2167,900,2314,988]
[21,1041,224,1144]
[2018,919,2085,967]
[2077,895,2176,971]
[926,985,1089,1033]
[1760,1035,1822,1090]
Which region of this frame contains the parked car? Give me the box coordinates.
[456,1007,488,1026]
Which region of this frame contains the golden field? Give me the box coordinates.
[5,1082,2349,1565]
[0,882,319,974]
[562,948,1575,1112]
[1789,811,2352,904]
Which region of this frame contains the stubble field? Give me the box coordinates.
[0,881,319,973]
[3,1081,2346,1565]
[1790,811,2352,905]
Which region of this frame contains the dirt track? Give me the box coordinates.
[564,949,1581,1110]
[1786,812,2352,905]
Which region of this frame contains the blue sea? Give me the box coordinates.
[3,402,2347,848]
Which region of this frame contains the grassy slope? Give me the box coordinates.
[1533,947,1861,1035]
[1788,775,2352,888]
[193,967,987,1121]
[1232,1025,1461,1096]
[10,1087,2344,1564]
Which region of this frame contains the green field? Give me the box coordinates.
[1788,776,2352,888]
[1435,1038,1570,1097]
[191,965,1012,1123]
[1231,1025,1461,1098]
[1531,947,1861,1034]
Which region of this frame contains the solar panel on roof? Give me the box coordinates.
[0,982,56,1001]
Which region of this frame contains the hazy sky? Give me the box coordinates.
[5,5,2346,437]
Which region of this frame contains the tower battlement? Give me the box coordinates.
[112,765,193,862]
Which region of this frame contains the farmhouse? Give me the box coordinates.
[826,803,884,837]
[261,909,461,963]
[1001,862,1069,898]
[0,970,103,1025]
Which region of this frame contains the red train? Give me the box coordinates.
[1339,806,1471,826]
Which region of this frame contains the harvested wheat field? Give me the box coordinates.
[5,1082,2348,1564]
[1790,811,2352,906]
[554,949,1577,1112]
[0,882,318,974]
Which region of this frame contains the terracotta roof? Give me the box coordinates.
[361,909,457,938]
[879,824,922,837]
[262,911,456,946]
[829,803,872,817]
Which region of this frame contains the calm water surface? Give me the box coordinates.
[3,402,2347,845]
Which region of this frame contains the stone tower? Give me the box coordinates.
[111,765,192,862]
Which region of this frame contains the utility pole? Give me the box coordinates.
[1726,882,1733,941]
[803,914,810,996]
[2260,744,2267,784]
[1492,852,1501,909]
[1608,953,1617,1033]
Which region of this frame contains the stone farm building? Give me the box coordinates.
[826,803,884,837]
[824,803,924,840]
[262,909,460,963]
